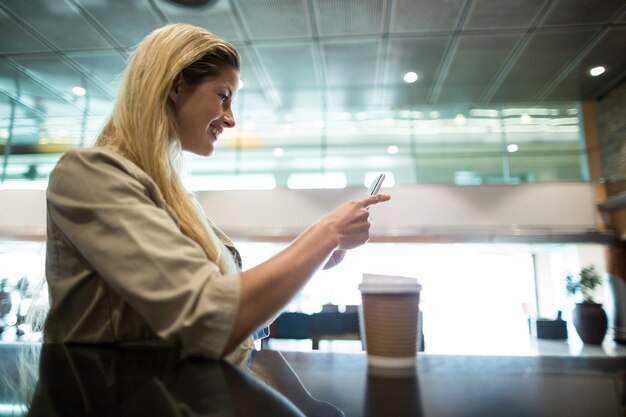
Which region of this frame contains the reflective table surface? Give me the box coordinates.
[0,343,624,416]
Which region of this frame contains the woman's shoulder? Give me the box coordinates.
[54,147,147,181]
[57,146,134,169]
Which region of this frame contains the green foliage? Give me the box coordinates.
[565,266,603,303]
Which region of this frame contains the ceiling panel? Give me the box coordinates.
[234,0,310,40]
[328,87,377,110]
[0,59,63,103]
[540,0,625,26]
[154,0,243,42]
[273,88,323,111]
[236,46,263,90]
[10,55,90,100]
[439,33,522,103]
[546,28,626,100]
[0,7,48,54]
[491,28,598,101]
[0,0,622,126]
[314,0,384,36]
[66,51,128,95]
[2,0,112,50]
[382,36,450,105]
[233,89,273,112]
[464,0,547,30]
[78,0,162,48]
[255,43,319,89]
[322,39,380,86]
[390,0,466,33]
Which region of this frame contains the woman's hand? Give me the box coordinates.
[318,194,391,251]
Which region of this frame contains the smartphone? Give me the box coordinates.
[366,173,386,196]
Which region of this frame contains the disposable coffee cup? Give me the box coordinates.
[358,273,421,369]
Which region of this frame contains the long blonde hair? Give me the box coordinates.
[96,23,240,274]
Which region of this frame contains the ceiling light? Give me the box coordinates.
[454,114,466,125]
[589,66,605,77]
[356,112,367,120]
[273,147,284,157]
[71,86,86,96]
[383,119,394,126]
[387,145,399,155]
[507,144,519,153]
[238,79,244,89]
[0,129,9,139]
[403,72,418,83]
[429,111,440,119]
[520,113,532,123]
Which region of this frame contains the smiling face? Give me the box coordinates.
[169,67,238,157]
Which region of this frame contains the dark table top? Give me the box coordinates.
[0,343,624,417]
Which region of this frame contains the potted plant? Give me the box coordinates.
[565,266,608,344]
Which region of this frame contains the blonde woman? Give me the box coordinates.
[44,23,390,361]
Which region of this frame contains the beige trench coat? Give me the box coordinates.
[45,147,252,362]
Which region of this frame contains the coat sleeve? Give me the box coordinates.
[46,149,241,358]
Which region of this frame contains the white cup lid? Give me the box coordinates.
[358,273,421,294]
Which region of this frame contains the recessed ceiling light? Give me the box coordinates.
[71,86,86,96]
[454,114,466,125]
[273,147,284,157]
[403,72,419,83]
[589,66,606,77]
[507,144,519,153]
[387,145,399,155]
[520,113,532,123]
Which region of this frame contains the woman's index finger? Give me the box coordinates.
[362,194,391,208]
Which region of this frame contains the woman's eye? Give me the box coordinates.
[219,94,228,103]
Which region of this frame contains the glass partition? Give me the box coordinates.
[1,92,588,189]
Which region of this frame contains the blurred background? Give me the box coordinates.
[0,0,625,354]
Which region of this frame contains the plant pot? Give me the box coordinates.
[572,303,608,345]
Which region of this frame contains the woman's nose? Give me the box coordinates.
[223,108,236,128]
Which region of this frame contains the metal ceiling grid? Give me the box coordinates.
[65,51,127,96]
[155,0,244,41]
[381,36,450,106]
[539,0,626,27]
[492,28,599,101]
[233,0,311,40]
[390,0,466,33]
[464,0,547,30]
[72,0,162,48]
[313,0,384,36]
[546,27,626,100]
[4,0,112,51]
[321,39,380,87]
[0,0,623,133]
[255,43,320,89]
[438,33,522,103]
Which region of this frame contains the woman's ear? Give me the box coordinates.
[169,74,183,103]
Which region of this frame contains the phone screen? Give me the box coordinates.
[367,173,386,196]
